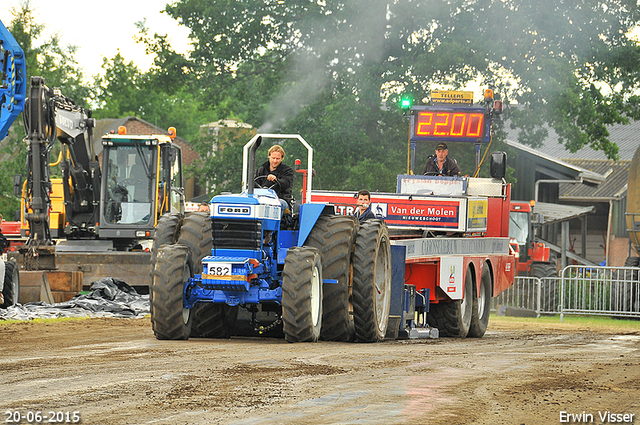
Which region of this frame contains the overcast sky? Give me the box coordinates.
[0,0,191,81]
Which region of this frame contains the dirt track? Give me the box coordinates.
[1,317,639,425]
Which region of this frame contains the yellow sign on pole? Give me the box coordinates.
[431,90,474,105]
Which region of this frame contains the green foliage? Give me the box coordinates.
[4,0,640,214]
[0,3,93,219]
[187,127,252,195]
[167,0,640,167]
[0,132,26,220]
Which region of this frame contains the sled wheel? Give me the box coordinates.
[427,264,474,337]
[282,246,323,342]
[468,264,491,338]
[151,245,192,340]
[352,220,392,342]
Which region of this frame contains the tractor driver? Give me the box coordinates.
[255,145,294,214]
[422,142,461,176]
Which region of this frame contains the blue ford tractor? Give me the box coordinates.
[150,134,393,342]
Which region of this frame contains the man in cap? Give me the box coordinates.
[422,142,461,176]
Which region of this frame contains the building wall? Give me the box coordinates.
[553,232,632,267]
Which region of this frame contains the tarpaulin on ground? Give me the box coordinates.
[0,278,149,320]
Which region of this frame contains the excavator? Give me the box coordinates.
[0,18,185,300]
[11,76,186,294]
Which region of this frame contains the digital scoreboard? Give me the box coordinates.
[410,106,491,144]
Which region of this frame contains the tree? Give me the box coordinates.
[0,2,93,220]
[166,0,640,171]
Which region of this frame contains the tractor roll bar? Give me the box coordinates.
[242,134,313,204]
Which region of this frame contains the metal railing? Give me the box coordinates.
[491,265,640,319]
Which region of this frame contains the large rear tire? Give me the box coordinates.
[427,265,474,337]
[530,262,558,312]
[305,215,357,341]
[151,245,192,340]
[282,246,323,343]
[151,212,184,267]
[468,264,491,338]
[611,256,640,313]
[1,260,20,308]
[352,220,392,342]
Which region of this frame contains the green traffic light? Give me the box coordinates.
[400,96,412,110]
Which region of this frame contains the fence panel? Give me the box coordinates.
[491,276,546,316]
[491,266,640,319]
[560,265,640,319]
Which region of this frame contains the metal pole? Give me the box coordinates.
[534,178,583,202]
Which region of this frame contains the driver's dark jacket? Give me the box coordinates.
[256,161,295,207]
[422,155,460,176]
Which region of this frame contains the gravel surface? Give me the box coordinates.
[1,317,639,424]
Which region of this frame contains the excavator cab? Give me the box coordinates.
[99,133,184,246]
[103,144,155,225]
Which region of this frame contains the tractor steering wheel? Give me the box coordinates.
[254,175,280,190]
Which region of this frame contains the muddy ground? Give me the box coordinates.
[1,317,639,425]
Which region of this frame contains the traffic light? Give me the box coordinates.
[400,94,412,112]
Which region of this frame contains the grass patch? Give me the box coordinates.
[490,312,640,331]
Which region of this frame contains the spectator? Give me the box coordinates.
[353,190,376,223]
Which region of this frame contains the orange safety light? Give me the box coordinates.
[168,127,176,140]
[118,126,127,135]
[484,89,494,102]
[529,200,535,207]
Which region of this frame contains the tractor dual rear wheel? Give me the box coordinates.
[282,246,323,343]
[352,220,392,343]
[178,212,238,338]
[149,212,184,317]
[151,244,193,340]
[305,214,358,341]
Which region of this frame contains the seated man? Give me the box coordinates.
[422,142,461,176]
[353,189,376,223]
[255,144,294,213]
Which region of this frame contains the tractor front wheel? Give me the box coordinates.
[282,247,323,342]
[150,245,192,340]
